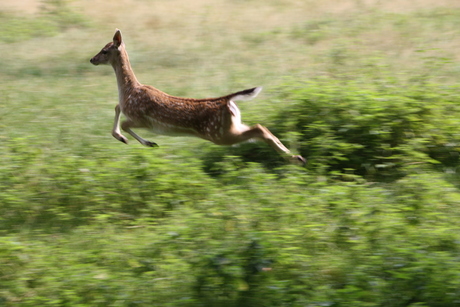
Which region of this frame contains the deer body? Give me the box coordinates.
[90,29,305,164]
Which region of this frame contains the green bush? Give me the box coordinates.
[273,80,460,180]
[2,76,460,305]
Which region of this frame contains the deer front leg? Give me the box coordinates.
[112,104,129,144]
[121,120,158,147]
[234,124,306,165]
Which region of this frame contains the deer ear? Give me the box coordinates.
[113,29,123,47]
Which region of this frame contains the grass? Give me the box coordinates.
[2,0,460,306]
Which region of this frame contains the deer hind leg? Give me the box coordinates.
[112,104,129,144]
[231,124,306,165]
[121,120,158,147]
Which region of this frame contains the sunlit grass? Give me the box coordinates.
[2,0,460,305]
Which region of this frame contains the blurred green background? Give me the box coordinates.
[2,0,460,306]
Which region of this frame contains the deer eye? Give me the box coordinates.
[102,50,108,54]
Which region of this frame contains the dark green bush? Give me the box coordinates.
[273,80,460,180]
[2,78,460,306]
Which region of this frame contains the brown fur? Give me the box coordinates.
[90,29,305,165]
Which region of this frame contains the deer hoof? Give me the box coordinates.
[291,155,306,166]
[144,141,158,147]
[118,136,128,144]
[113,133,128,144]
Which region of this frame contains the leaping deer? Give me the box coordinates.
[90,29,305,165]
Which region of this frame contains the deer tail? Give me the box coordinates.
[229,86,263,102]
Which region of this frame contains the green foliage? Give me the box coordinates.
[273,80,460,180]
[0,140,213,231]
[2,135,460,305]
[2,2,460,306]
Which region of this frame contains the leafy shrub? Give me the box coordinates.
[272,80,460,180]
[0,139,216,231]
[2,135,460,305]
[2,48,460,305]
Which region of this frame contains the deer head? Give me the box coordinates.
[90,29,124,66]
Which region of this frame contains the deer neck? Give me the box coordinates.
[111,47,140,104]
